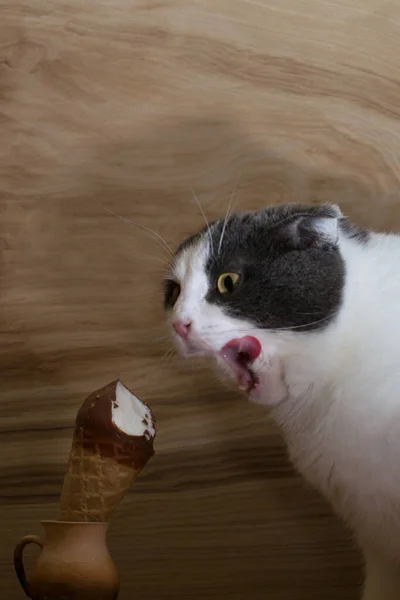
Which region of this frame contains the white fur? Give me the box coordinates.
[170,239,259,357]
[169,226,400,599]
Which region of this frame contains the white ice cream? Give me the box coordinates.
[112,381,155,440]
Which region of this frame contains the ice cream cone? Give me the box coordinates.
[59,380,155,522]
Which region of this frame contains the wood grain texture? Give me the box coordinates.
[4,0,400,597]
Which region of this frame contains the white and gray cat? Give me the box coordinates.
[164,203,400,599]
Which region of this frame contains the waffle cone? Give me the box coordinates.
[59,380,155,522]
[60,431,144,522]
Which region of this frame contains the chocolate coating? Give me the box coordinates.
[75,380,155,470]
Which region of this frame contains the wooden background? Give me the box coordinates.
[3,0,400,597]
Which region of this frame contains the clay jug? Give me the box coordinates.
[13,520,119,600]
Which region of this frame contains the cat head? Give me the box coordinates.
[164,203,366,399]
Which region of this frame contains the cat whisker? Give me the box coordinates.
[139,252,171,265]
[194,314,335,340]
[218,172,241,254]
[154,340,173,349]
[104,206,174,258]
[189,187,214,256]
[101,229,171,270]
[268,313,335,332]
[160,347,178,364]
[218,197,233,255]
[153,334,170,342]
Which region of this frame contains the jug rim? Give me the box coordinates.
[40,520,109,526]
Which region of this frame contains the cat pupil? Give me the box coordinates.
[225,275,234,293]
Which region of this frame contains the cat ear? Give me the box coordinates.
[271,205,342,250]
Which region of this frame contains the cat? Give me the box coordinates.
[163,202,400,600]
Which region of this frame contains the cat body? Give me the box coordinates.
[164,203,400,599]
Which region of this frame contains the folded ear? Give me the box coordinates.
[270,205,342,250]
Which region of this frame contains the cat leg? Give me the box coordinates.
[362,549,400,600]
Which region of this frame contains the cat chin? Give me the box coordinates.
[211,353,285,406]
[246,356,289,407]
[173,335,288,405]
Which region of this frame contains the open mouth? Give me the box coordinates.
[220,336,262,394]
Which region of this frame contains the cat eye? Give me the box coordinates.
[164,280,181,308]
[217,272,240,296]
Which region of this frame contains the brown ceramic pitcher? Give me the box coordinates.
[13,520,119,600]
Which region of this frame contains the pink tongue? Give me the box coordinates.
[220,336,262,390]
[223,336,262,361]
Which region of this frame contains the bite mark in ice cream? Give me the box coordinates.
[112,381,155,440]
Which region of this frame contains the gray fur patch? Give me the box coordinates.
[166,203,369,332]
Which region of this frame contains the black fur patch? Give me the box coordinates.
[174,231,202,258]
[166,203,369,333]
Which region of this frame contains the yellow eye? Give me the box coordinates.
[217,272,240,296]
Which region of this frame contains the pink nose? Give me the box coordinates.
[173,320,191,340]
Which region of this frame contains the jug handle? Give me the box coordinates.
[13,535,43,598]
